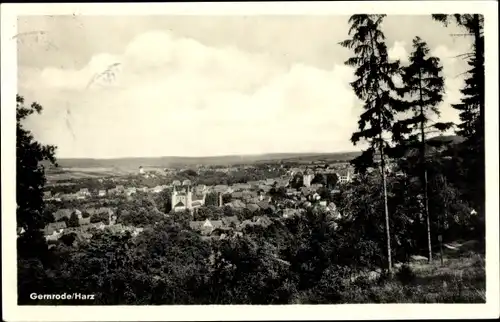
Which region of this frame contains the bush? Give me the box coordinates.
[396,264,416,285]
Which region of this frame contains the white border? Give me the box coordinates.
[2,2,499,321]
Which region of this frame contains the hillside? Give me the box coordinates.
[53,151,362,169]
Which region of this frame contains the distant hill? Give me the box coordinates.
[54,151,362,169]
[427,135,465,145]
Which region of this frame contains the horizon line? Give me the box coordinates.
[55,150,363,161]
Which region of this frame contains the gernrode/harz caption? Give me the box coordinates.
[17,14,485,304]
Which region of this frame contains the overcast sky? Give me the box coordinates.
[17,15,470,159]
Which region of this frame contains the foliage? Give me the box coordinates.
[67,212,80,228]
[116,196,165,227]
[90,211,110,225]
[204,192,219,207]
[16,95,58,259]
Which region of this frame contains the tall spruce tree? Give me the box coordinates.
[340,14,400,272]
[432,14,485,215]
[393,36,451,262]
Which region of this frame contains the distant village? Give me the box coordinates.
[33,160,365,245]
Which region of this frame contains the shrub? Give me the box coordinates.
[396,264,416,285]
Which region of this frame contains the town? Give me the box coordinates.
[37,160,357,244]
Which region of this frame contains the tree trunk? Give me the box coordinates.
[379,138,392,273]
[418,69,432,262]
[368,25,392,274]
[424,169,432,261]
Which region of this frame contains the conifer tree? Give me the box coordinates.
[432,14,485,215]
[340,14,400,272]
[393,36,451,262]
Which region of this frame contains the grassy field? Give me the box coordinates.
[294,241,486,304]
[344,254,485,303]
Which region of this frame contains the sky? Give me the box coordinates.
[17,15,471,159]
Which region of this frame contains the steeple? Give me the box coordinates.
[186,184,192,209]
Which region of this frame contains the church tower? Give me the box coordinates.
[171,184,178,212]
[186,184,193,209]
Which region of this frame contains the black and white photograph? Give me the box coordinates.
[1,2,499,321]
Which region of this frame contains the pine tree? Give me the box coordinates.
[432,14,484,139]
[339,14,400,272]
[392,36,451,262]
[432,14,485,215]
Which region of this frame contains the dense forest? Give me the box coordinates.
[17,14,485,304]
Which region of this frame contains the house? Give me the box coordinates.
[43,191,52,200]
[78,217,91,226]
[252,216,272,227]
[195,185,207,193]
[137,187,148,193]
[54,209,72,221]
[151,185,164,193]
[256,201,276,214]
[132,227,144,237]
[225,199,246,209]
[246,197,261,204]
[125,187,137,196]
[17,227,26,236]
[109,185,125,195]
[90,222,106,230]
[233,183,252,191]
[303,170,315,187]
[302,201,313,208]
[98,190,107,197]
[213,185,231,194]
[189,219,223,235]
[300,187,313,196]
[44,221,67,235]
[78,188,91,198]
[265,179,276,186]
[258,185,272,193]
[337,169,352,184]
[283,208,299,218]
[310,183,323,190]
[61,193,78,201]
[221,215,240,228]
[246,203,260,213]
[275,179,290,188]
[231,191,244,199]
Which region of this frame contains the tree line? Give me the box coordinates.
[340,14,484,272]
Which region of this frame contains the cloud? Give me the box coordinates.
[388,41,409,63]
[18,30,465,158]
[430,45,465,127]
[19,30,362,158]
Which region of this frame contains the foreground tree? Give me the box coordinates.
[340,14,400,273]
[432,14,485,216]
[17,94,57,259]
[393,36,450,262]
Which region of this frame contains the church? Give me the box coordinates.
[171,180,207,213]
